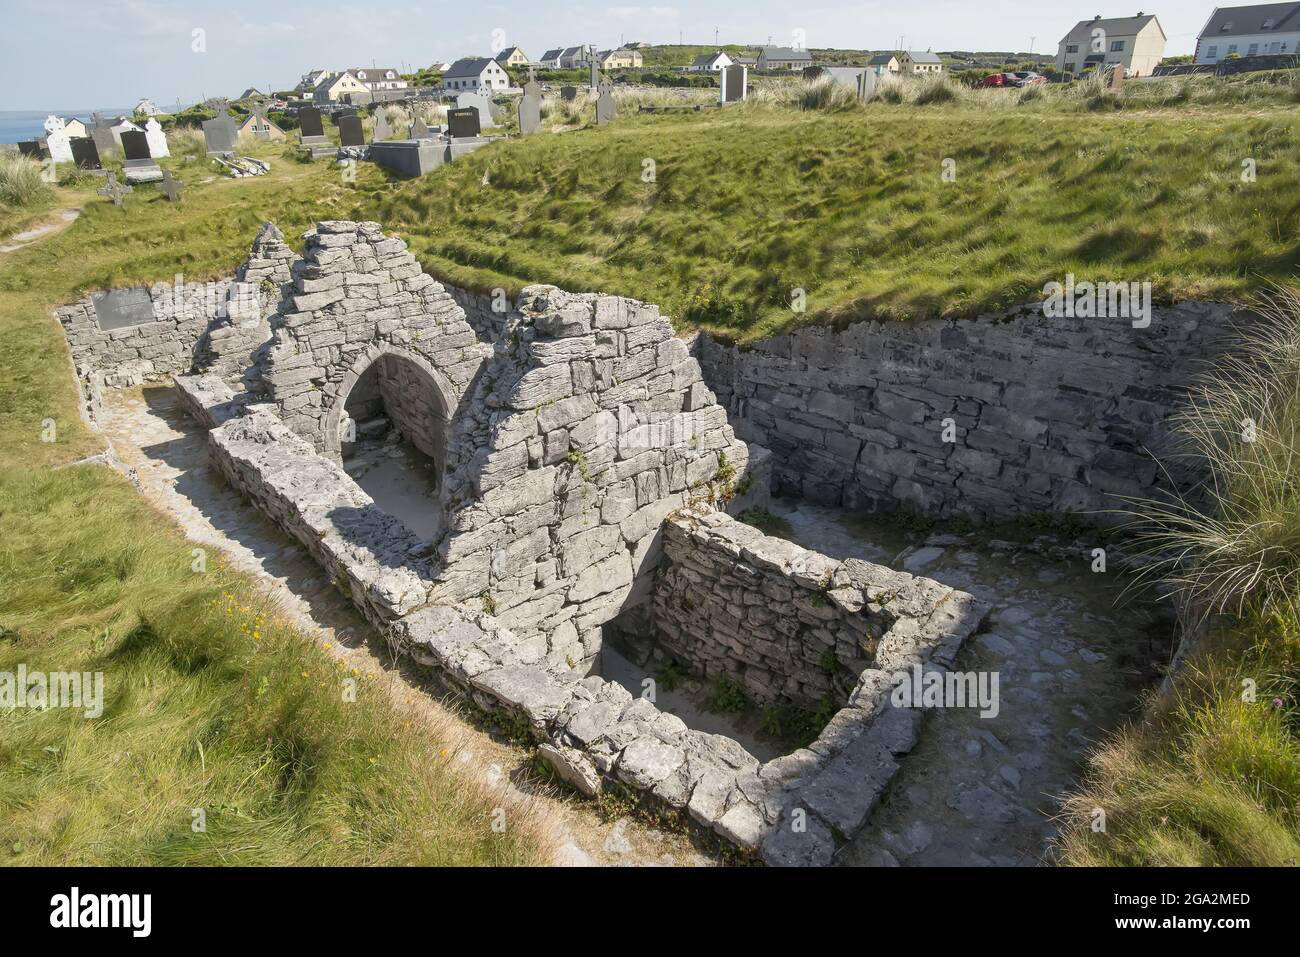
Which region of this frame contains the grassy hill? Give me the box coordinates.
[366,77,1300,342]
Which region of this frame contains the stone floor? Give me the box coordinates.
[342,431,441,542]
[767,498,1170,867]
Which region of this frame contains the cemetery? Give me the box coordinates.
[3,26,1300,874]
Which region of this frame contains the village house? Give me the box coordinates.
[60,117,89,138]
[868,53,901,74]
[495,46,531,67]
[441,57,510,92]
[899,50,944,74]
[296,70,334,95]
[239,87,265,100]
[560,45,594,68]
[598,48,644,69]
[1195,2,1300,63]
[133,98,160,116]
[1056,13,1167,77]
[756,46,813,70]
[690,50,734,71]
[352,67,408,92]
[535,48,564,68]
[237,111,287,141]
[313,70,369,103]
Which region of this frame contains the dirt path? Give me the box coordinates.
[100,385,719,867]
[0,208,81,254]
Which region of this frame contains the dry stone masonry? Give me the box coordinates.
[698,301,1243,521]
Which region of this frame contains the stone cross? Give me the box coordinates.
[1109,64,1125,91]
[97,171,133,206]
[161,169,182,202]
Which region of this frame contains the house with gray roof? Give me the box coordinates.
[756,46,813,70]
[1195,3,1300,63]
[899,50,944,74]
[536,48,564,68]
[868,53,901,74]
[690,50,734,71]
[1056,13,1166,77]
[441,57,510,92]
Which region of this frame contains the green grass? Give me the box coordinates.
[362,85,1300,341]
[0,144,554,865]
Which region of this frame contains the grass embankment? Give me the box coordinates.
[366,76,1300,341]
[1058,290,1300,866]
[0,146,554,865]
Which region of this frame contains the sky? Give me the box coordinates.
[2,0,1214,112]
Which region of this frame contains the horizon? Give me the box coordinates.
[1,0,1216,112]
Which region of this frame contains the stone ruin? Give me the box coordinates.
[56,220,989,865]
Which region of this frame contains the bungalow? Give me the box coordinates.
[352,67,407,91]
[1195,3,1300,63]
[237,111,287,141]
[441,57,510,92]
[495,46,531,67]
[756,46,813,70]
[598,48,644,69]
[536,48,564,68]
[61,117,89,138]
[134,98,160,116]
[313,70,369,103]
[868,53,901,74]
[1056,14,1166,77]
[690,50,734,72]
[899,51,944,74]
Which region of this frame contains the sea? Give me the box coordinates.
[0,109,133,145]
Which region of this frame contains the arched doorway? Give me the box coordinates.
[326,347,455,542]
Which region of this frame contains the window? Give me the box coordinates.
[1263,18,1275,29]
[1065,62,1077,72]
[1248,43,1259,55]
[1228,44,1239,54]
[1207,45,1218,58]
[1066,44,1079,53]
[1110,40,1125,52]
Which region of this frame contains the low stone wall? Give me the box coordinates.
[698,302,1242,521]
[444,283,507,342]
[655,508,963,708]
[207,409,432,627]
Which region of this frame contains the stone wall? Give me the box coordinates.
[259,220,492,460]
[444,283,507,342]
[654,508,963,709]
[698,302,1243,521]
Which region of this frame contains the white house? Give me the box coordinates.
[353,67,408,92]
[1056,14,1167,77]
[1196,3,1300,63]
[313,71,369,103]
[134,98,160,116]
[536,49,564,69]
[690,50,734,72]
[441,57,510,92]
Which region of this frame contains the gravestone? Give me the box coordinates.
[595,80,616,125]
[720,64,748,104]
[560,85,577,102]
[43,115,74,163]
[161,169,182,202]
[17,141,46,159]
[589,61,600,92]
[456,90,497,129]
[337,113,364,147]
[518,80,542,135]
[92,287,156,330]
[410,116,430,139]
[447,107,480,139]
[70,136,102,170]
[856,68,877,101]
[91,113,117,157]
[1109,64,1125,91]
[202,113,237,155]
[96,171,134,206]
[299,106,325,141]
[144,117,170,157]
[332,108,357,127]
[373,107,392,141]
[121,129,163,183]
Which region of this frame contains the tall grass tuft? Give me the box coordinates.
[911,74,963,105]
[787,77,860,112]
[1126,287,1300,619]
[0,152,51,207]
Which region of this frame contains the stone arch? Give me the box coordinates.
[323,343,459,467]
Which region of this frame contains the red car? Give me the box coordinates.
[978,72,1014,88]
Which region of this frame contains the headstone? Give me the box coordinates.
[1109,64,1125,91]
[202,113,237,155]
[595,80,616,125]
[70,136,102,170]
[373,107,392,141]
[121,129,151,162]
[161,169,182,202]
[144,117,170,157]
[43,115,74,163]
[91,112,117,157]
[720,65,748,104]
[560,85,577,102]
[298,106,326,141]
[337,113,364,147]
[92,288,156,330]
[856,68,877,101]
[447,107,480,139]
[589,60,600,91]
[410,116,430,139]
[519,80,542,135]
[96,171,134,206]
[109,119,141,150]
[456,90,497,129]
[332,108,357,127]
[17,141,46,160]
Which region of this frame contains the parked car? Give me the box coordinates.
[1011,71,1048,86]
[978,72,1013,88]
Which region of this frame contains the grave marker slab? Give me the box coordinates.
[202,114,237,155]
[519,80,542,135]
[161,169,182,201]
[91,113,118,157]
[595,80,616,125]
[17,141,46,160]
[456,90,497,129]
[447,107,480,139]
[298,106,325,140]
[1109,65,1125,91]
[410,116,431,139]
[144,117,170,157]
[43,115,74,163]
[560,85,577,102]
[373,107,392,141]
[720,64,748,104]
[338,113,364,147]
[70,136,102,170]
[96,171,134,206]
[121,129,151,162]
